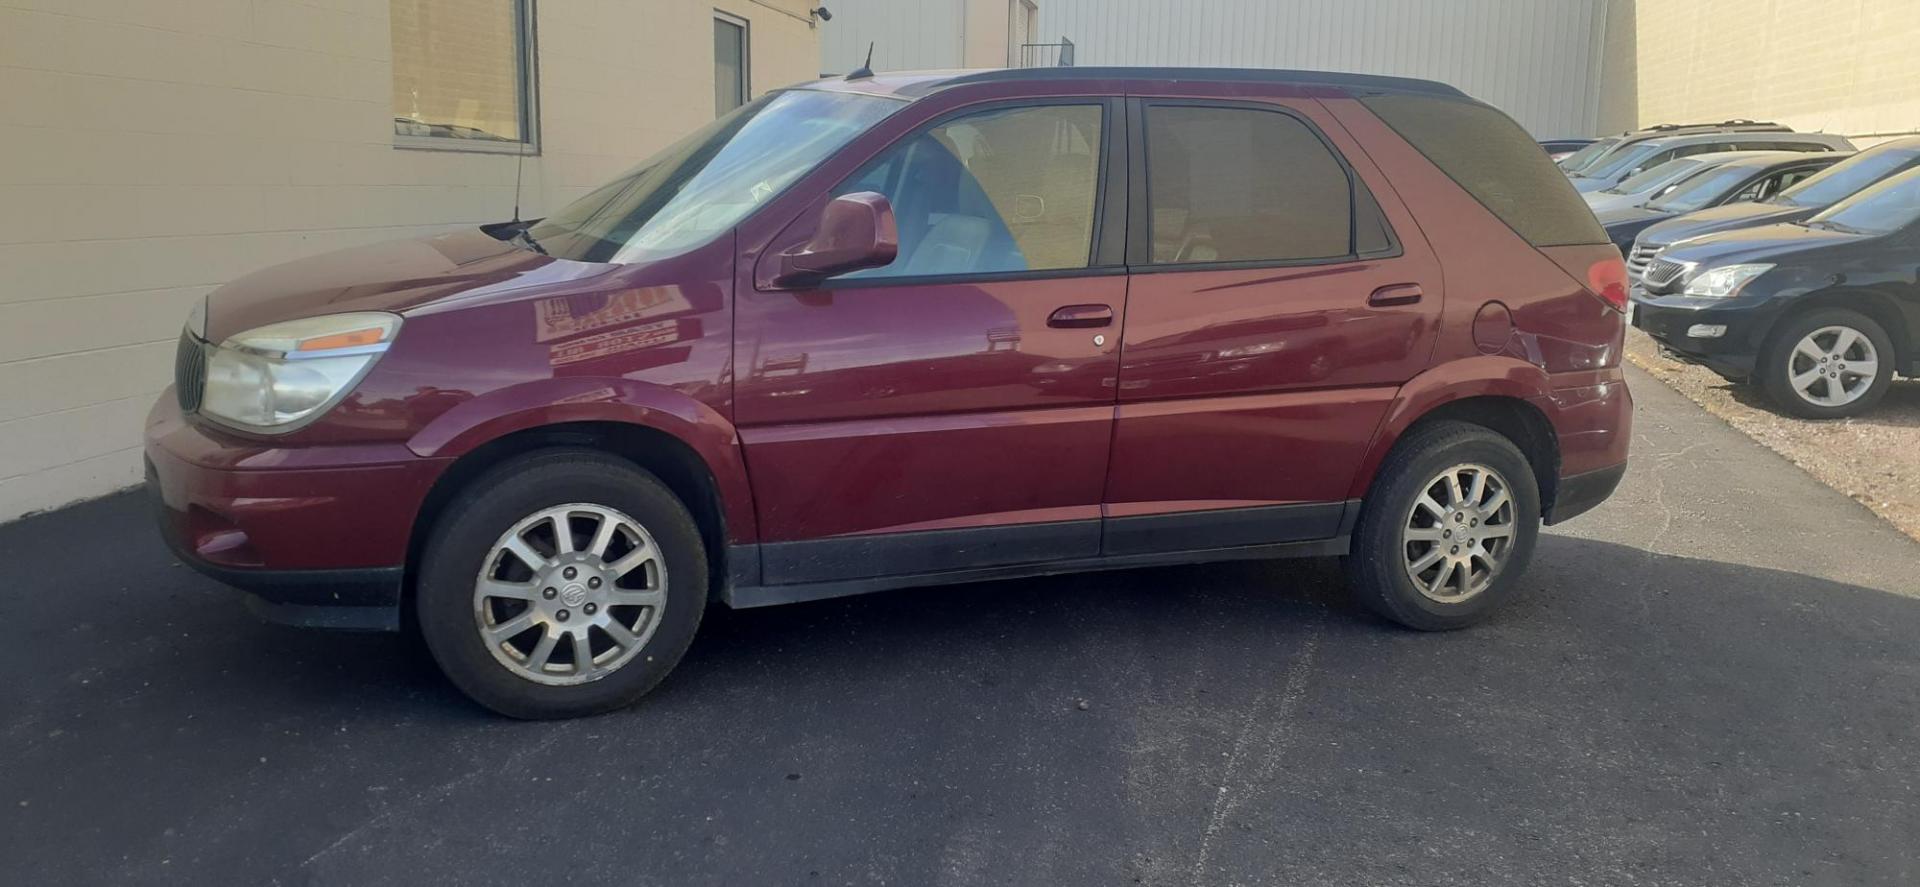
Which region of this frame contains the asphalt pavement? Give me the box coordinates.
[4,364,1917,886]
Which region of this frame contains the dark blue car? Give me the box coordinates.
[1627,137,1920,280]
[1597,152,1842,254]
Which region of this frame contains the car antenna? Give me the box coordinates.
[846,42,874,80]
[510,146,527,227]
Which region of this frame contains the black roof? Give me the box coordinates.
[901,66,1468,100]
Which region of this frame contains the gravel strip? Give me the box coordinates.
[1624,328,1920,541]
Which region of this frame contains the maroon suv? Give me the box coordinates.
[147,68,1631,718]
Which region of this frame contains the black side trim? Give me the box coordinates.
[727,535,1350,609]
[726,543,763,590]
[1103,501,1351,556]
[760,519,1102,585]
[1545,463,1627,526]
[242,595,401,632]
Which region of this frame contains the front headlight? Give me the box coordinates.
[1683,263,1774,299]
[199,312,401,432]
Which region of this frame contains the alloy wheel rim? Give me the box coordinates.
[1789,325,1878,408]
[1402,463,1517,603]
[473,503,666,686]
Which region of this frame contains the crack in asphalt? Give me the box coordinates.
[1188,609,1326,885]
[299,727,571,870]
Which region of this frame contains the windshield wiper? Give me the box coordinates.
[510,223,549,256]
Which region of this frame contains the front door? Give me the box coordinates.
[1103,97,1444,555]
[735,99,1127,584]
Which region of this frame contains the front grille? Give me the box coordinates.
[1626,242,1660,281]
[1642,258,1687,289]
[175,332,206,413]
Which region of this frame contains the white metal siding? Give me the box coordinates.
[820,0,969,75]
[1031,0,1607,137]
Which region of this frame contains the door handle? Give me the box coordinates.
[1047,304,1114,328]
[1368,284,1424,307]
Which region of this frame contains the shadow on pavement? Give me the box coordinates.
[3,491,1918,885]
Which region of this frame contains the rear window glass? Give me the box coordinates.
[1362,94,1606,247]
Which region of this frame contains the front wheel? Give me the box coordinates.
[1346,421,1542,631]
[1760,308,1894,419]
[416,450,707,719]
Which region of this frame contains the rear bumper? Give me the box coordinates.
[1534,367,1632,525]
[143,394,447,630]
[1545,462,1626,525]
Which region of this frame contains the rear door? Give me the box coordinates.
[735,98,1129,584]
[1102,97,1443,555]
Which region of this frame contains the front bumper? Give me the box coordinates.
[144,394,449,630]
[1629,289,1767,379]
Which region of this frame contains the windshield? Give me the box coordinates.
[1577,142,1662,180]
[1606,158,1704,195]
[1772,142,1918,207]
[1808,166,1920,235]
[1558,137,1619,172]
[1647,164,1764,212]
[525,89,902,263]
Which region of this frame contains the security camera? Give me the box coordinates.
[811,6,832,21]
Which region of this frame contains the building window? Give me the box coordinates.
[714,12,749,117]
[392,0,538,153]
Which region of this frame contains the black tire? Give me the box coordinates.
[1346,421,1542,631]
[1760,308,1896,419]
[416,449,707,719]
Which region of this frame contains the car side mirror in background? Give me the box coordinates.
[772,192,898,288]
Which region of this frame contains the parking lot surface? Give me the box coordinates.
[4,364,1917,886]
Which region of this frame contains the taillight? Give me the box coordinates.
[1587,257,1629,313]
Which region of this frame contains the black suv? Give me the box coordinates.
[1630,167,1920,418]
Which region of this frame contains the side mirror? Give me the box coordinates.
[772,191,898,288]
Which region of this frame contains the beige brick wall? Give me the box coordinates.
[0,0,820,522]
[1599,0,1920,140]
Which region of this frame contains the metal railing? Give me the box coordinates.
[1018,37,1074,67]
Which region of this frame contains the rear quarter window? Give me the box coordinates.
[1361,94,1606,247]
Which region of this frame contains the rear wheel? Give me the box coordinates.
[416,449,707,719]
[1347,421,1541,630]
[1760,308,1894,419]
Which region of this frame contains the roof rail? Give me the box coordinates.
[1643,119,1788,133]
[905,66,1467,100]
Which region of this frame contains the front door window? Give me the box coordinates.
[835,104,1104,278]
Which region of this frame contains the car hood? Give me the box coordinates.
[1657,221,1858,269]
[1637,200,1814,249]
[201,226,622,342]
[1596,203,1671,227]
[1585,190,1653,214]
[1569,177,1612,194]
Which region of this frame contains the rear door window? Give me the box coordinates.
[1142,105,1363,264]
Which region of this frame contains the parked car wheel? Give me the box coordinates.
[1760,308,1895,419]
[1346,421,1541,631]
[416,449,707,719]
